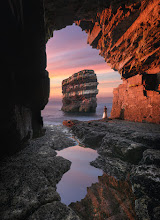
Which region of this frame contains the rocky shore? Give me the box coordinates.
[1,120,160,220]
[0,125,80,220]
[64,119,160,220]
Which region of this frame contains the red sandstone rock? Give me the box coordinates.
[87,22,102,48]
[111,74,160,124]
[63,120,77,127]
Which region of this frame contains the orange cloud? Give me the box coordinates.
[49,78,122,99]
[48,63,114,79]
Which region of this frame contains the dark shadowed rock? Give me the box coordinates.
[71,120,109,148]
[0,125,79,220]
[130,165,160,199]
[90,156,131,180]
[48,125,77,150]
[64,119,160,219]
[99,133,146,164]
[129,132,160,149]
[130,164,160,220]
[28,202,80,220]
[140,149,160,166]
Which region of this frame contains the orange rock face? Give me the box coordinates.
[45,0,160,123]
[111,74,160,123]
[63,120,76,127]
[76,0,160,78]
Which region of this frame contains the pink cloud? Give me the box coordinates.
[46,24,121,98]
[48,63,113,78]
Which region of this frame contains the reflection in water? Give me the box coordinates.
[70,174,136,220]
[56,146,103,205]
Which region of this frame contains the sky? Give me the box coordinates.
[46,23,122,100]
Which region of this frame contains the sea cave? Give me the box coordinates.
[0,1,160,220]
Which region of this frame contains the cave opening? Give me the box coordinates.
[42,23,122,125]
[0,1,160,219]
[1,0,159,156]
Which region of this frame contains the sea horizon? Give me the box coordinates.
[42,96,113,125]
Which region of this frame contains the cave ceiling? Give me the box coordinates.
[44,0,160,78]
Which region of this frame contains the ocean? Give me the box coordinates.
[42,97,113,125]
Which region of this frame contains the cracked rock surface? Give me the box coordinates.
[68,119,160,219]
[0,125,79,220]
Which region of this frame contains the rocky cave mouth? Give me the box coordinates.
[1,0,159,155]
[44,0,160,124]
[0,1,160,220]
[44,23,122,117]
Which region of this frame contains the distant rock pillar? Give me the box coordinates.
[62,70,99,113]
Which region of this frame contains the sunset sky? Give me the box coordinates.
[46,24,122,100]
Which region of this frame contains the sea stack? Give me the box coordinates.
[62,70,98,112]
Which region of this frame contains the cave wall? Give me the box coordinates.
[111,74,160,123]
[45,0,160,77]
[45,0,160,123]
[1,0,159,155]
[0,0,49,156]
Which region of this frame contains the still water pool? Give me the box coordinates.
[56,145,103,205]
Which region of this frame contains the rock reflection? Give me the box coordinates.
[56,145,103,205]
[70,173,136,220]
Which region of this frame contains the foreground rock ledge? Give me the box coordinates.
[0,125,80,220]
[64,119,160,220]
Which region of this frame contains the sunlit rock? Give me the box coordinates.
[62,70,99,112]
[111,74,160,123]
[45,0,160,123]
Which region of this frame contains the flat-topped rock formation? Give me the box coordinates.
[62,70,98,112]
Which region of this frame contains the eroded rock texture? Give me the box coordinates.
[70,174,136,220]
[111,74,160,123]
[45,0,160,123]
[1,0,160,154]
[67,119,160,219]
[0,0,50,156]
[0,125,80,220]
[62,70,98,112]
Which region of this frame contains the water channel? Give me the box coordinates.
[56,145,103,205]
